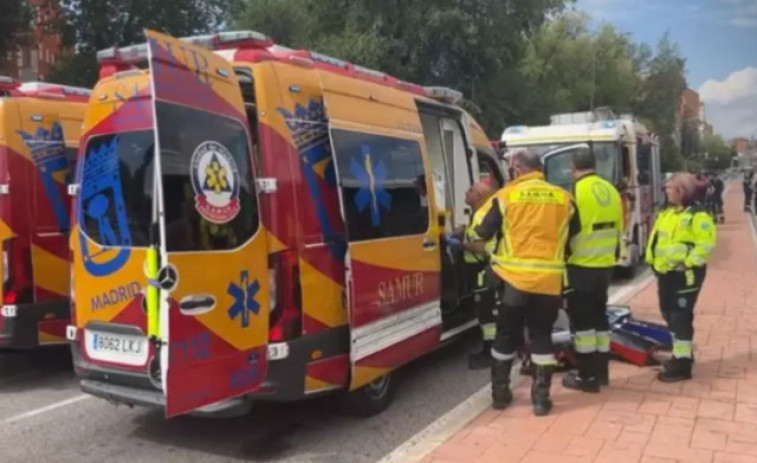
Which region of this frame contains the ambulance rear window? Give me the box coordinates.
[157,101,259,252]
[79,130,155,248]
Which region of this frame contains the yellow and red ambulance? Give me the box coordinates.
[0,77,88,349]
[68,30,503,418]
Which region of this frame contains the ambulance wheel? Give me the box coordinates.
[343,373,395,417]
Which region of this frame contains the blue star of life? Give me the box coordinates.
[227,271,260,328]
[351,144,391,226]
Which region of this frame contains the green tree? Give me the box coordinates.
[519,12,639,123]
[630,33,687,172]
[0,0,34,70]
[702,134,734,171]
[46,0,231,87]
[234,0,573,135]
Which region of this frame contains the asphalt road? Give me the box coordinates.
[0,272,649,463]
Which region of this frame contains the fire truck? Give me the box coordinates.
[501,108,663,273]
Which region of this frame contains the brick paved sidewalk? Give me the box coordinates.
[421,185,757,463]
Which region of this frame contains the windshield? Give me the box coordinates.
[511,142,619,191]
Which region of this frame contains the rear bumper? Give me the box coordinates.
[81,379,164,408]
[72,325,350,411]
[0,299,69,349]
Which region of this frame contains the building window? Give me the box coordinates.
[30,50,39,72]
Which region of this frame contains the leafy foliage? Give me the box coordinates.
[234,0,570,134]
[45,0,231,86]
[701,134,735,171]
[40,0,700,173]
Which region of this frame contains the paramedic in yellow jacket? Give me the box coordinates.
[646,172,716,382]
[563,147,623,393]
[473,149,579,416]
[454,180,498,370]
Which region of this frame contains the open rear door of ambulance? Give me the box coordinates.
[145,30,269,417]
[318,71,443,400]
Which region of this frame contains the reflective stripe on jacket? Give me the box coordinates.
[645,204,716,274]
[489,172,574,295]
[568,173,623,268]
[464,199,497,263]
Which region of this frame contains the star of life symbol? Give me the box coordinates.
[190,140,241,224]
[227,271,260,329]
[351,145,391,226]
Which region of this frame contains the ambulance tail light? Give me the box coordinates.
[2,239,33,305]
[268,250,302,342]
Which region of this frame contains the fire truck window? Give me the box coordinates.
[637,142,652,185]
[331,128,429,242]
[157,101,260,252]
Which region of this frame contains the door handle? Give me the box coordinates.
[179,294,216,316]
[422,238,437,250]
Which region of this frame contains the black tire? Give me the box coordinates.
[342,373,395,418]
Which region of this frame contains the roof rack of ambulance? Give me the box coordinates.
[0,76,90,101]
[96,30,274,66]
[96,30,464,105]
[17,81,91,101]
[0,75,21,95]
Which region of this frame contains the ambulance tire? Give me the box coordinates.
[343,373,395,417]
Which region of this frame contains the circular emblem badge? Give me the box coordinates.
[591,182,612,207]
[157,264,179,292]
[190,141,241,224]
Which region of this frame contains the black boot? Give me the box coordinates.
[469,341,493,370]
[562,353,600,393]
[596,352,610,386]
[491,359,514,410]
[532,365,554,416]
[657,357,692,382]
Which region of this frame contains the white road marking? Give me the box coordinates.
[0,394,91,427]
[0,269,657,433]
[375,270,655,463]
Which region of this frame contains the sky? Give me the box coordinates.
[575,0,757,140]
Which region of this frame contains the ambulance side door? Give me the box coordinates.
[318,74,442,390]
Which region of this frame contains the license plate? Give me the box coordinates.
[84,330,148,366]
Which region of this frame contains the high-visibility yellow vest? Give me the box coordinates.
[645,205,716,274]
[568,174,623,268]
[464,199,497,264]
[490,172,574,295]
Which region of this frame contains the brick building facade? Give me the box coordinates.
[0,0,62,81]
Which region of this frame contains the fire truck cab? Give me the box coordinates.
[0,77,89,349]
[501,108,663,271]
